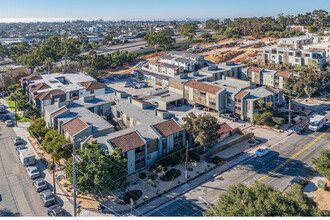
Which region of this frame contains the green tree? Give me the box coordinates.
[259,111,272,125]
[307,26,318,33]
[201,32,213,42]
[271,117,286,126]
[65,142,127,193]
[204,183,323,216]
[17,99,30,117]
[312,149,330,181]
[43,130,71,161]
[265,101,274,110]
[183,112,220,150]
[28,118,49,139]
[257,99,265,111]
[180,23,197,41]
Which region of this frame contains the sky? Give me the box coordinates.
[0,0,329,22]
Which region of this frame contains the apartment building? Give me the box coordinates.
[242,66,294,90]
[278,37,313,49]
[258,46,326,69]
[169,51,205,66]
[142,60,184,78]
[159,55,196,71]
[198,62,247,81]
[303,41,330,58]
[21,73,106,115]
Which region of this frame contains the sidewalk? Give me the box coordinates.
[3,98,107,217]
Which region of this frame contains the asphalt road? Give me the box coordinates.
[149,109,330,216]
[0,121,48,216]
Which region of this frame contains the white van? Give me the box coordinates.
[19,149,36,166]
[309,114,327,131]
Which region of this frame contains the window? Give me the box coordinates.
[209,101,216,106]
[147,154,151,160]
[173,132,181,139]
[304,54,310,57]
[279,51,283,54]
[235,98,241,103]
[90,90,94,94]
[271,56,275,60]
[227,95,232,106]
[289,52,294,56]
[295,58,300,62]
[200,91,206,96]
[235,106,241,110]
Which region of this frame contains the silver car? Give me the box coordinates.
[33,178,48,192]
[26,166,40,179]
[40,190,56,207]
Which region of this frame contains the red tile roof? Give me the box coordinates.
[109,131,145,153]
[38,89,65,101]
[265,86,279,94]
[275,70,292,78]
[152,119,183,137]
[51,107,68,118]
[235,90,248,99]
[248,66,263,72]
[80,81,107,91]
[217,122,233,135]
[29,83,51,92]
[62,117,89,137]
[185,80,222,94]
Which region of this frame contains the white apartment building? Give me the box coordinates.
[303,41,330,58]
[278,37,313,49]
[159,55,196,71]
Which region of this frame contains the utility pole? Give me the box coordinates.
[53,156,56,194]
[1,72,4,103]
[185,140,188,183]
[73,136,77,217]
[288,90,291,127]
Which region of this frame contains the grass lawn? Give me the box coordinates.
[5,97,15,109]
[16,114,31,123]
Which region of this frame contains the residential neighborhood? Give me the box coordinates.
[0,1,330,218]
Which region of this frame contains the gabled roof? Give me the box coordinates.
[185,80,222,94]
[248,66,263,72]
[80,81,107,91]
[108,131,145,153]
[235,90,248,99]
[62,117,89,137]
[265,86,280,94]
[29,83,51,92]
[152,119,183,137]
[51,107,68,118]
[217,122,233,135]
[275,70,292,78]
[37,89,65,101]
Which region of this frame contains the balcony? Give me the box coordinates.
[174,136,183,144]
[135,152,145,160]
[135,160,145,170]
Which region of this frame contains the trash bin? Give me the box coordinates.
[318,179,326,190]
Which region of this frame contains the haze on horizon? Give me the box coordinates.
[1,0,329,23]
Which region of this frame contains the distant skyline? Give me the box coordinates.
[1,0,329,23]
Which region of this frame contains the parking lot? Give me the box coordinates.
[103,77,165,97]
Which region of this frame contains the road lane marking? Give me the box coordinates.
[249,127,330,188]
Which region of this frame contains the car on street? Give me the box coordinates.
[12,136,23,145]
[98,77,106,83]
[26,166,40,179]
[107,77,115,81]
[289,176,308,187]
[255,146,270,157]
[48,205,66,216]
[5,120,13,126]
[16,145,26,153]
[294,125,304,134]
[33,178,48,192]
[40,190,56,207]
[139,47,144,49]
[2,113,10,121]
[123,82,132,87]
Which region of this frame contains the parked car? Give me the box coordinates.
[294,125,304,134]
[2,113,10,121]
[48,205,66,216]
[289,176,308,187]
[40,190,56,207]
[0,104,6,113]
[26,166,40,179]
[139,47,144,49]
[105,88,114,93]
[12,136,23,145]
[123,82,132,87]
[98,77,105,83]
[121,75,128,79]
[33,178,48,192]
[16,145,26,153]
[220,113,239,122]
[255,146,270,157]
[107,77,115,81]
[5,120,13,126]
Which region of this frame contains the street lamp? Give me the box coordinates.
[199,196,218,217]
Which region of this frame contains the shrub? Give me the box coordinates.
[123,190,142,204]
[139,172,146,179]
[271,117,285,126]
[149,173,157,181]
[274,124,280,129]
[63,182,68,187]
[160,169,181,181]
[211,156,222,166]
